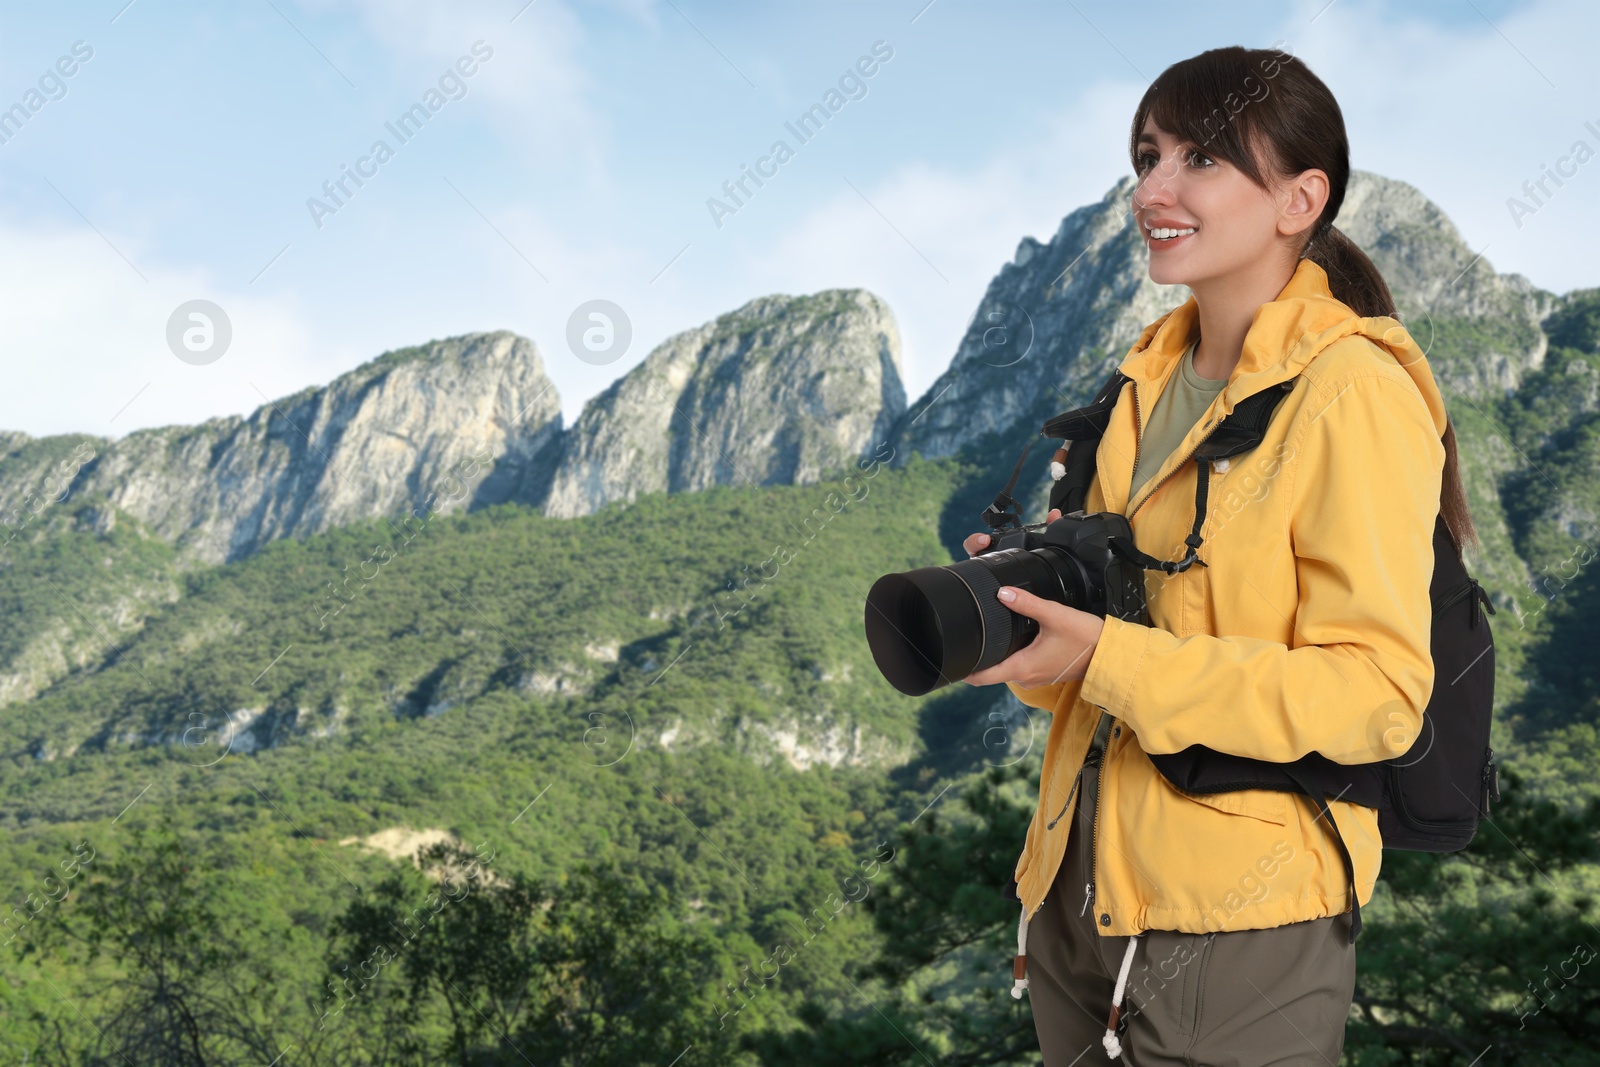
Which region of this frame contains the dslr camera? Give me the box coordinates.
[864,509,1148,696]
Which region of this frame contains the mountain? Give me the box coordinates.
[543,288,904,518]
[0,171,1585,730]
[0,293,906,568]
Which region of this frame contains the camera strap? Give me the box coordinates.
[980,439,1034,533]
[987,370,1300,575]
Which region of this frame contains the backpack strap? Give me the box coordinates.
[1042,370,1134,440]
[1284,765,1363,944]
[1036,370,1137,528]
[1045,371,1133,517]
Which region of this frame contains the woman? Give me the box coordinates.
[963,46,1478,1064]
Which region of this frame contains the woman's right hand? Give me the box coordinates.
[964,508,1062,557]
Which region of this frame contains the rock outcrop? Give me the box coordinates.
[0,332,565,565]
[542,289,905,518]
[0,293,907,561]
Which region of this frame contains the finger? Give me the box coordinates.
[995,585,1047,617]
[967,649,1042,688]
[1047,508,1062,522]
[965,654,1020,686]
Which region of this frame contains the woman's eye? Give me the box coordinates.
[1136,152,1157,171]
[1187,149,1215,168]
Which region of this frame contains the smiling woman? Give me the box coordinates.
[983,44,1481,1066]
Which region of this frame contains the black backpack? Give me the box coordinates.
[997,368,1500,942]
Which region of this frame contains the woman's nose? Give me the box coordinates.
[1137,160,1184,206]
[1135,174,1174,212]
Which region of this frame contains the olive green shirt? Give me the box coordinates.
[1128,338,1228,504]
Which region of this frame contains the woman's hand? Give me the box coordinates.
[961,507,1063,557]
[962,508,1107,688]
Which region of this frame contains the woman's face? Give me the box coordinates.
[1131,115,1314,289]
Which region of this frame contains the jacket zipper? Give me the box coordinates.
[1086,767,1099,919]
[1073,712,1116,927]
[1086,717,1112,926]
[1076,368,1240,928]
[1043,714,1116,914]
[1046,765,1085,832]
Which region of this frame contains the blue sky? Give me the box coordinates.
[0,0,1594,438]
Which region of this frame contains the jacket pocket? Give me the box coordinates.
[1166,782,1292,826]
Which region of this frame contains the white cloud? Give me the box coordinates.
[0,217,330,438]
[1281,0,1599,293]
[324,0,614,182]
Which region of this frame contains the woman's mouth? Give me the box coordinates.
[1147,225,1197,250]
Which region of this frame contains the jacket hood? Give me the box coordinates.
[1118,257,1449,439]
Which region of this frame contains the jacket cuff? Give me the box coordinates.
[1005,679,1066,711]
[1080,614,1152,714]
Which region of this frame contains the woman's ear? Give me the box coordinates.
[1279,168,1331,238]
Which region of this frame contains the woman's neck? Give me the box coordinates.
[1189,258,1298,381]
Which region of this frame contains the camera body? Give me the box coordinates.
[979,510,1148,623]
[863,509,1149,696]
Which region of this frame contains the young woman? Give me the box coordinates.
[963,46,1478,1064]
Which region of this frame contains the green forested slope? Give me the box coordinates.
[0,452,1036,1064]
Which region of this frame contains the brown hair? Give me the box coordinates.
[1128,44,1479,559]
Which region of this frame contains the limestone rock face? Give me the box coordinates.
[892,175,1177,465]
[0,332,564,565]
[542,289,905,518]
[0,293,906,557]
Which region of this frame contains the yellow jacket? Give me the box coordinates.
[1007,257,1447,935]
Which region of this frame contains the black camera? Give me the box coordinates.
[863,510,1149,696]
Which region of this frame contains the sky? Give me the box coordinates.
[0,0,1594,440]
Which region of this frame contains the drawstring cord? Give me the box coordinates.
[1011,903,1030,998]
[1009,901,1143,1060]
[1102,932,1143,1059]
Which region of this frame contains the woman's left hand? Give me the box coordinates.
[963,586,1106,688]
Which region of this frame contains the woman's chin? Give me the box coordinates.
[1147,264,1189,288]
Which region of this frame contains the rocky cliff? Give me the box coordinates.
[541,289,905,518]
[0,291,906,709]
[0,333,565,566]
[0,291,906,564]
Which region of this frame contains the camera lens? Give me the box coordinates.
[864,546,1082,696]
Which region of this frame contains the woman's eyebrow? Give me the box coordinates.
[1137,133,1185,149]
